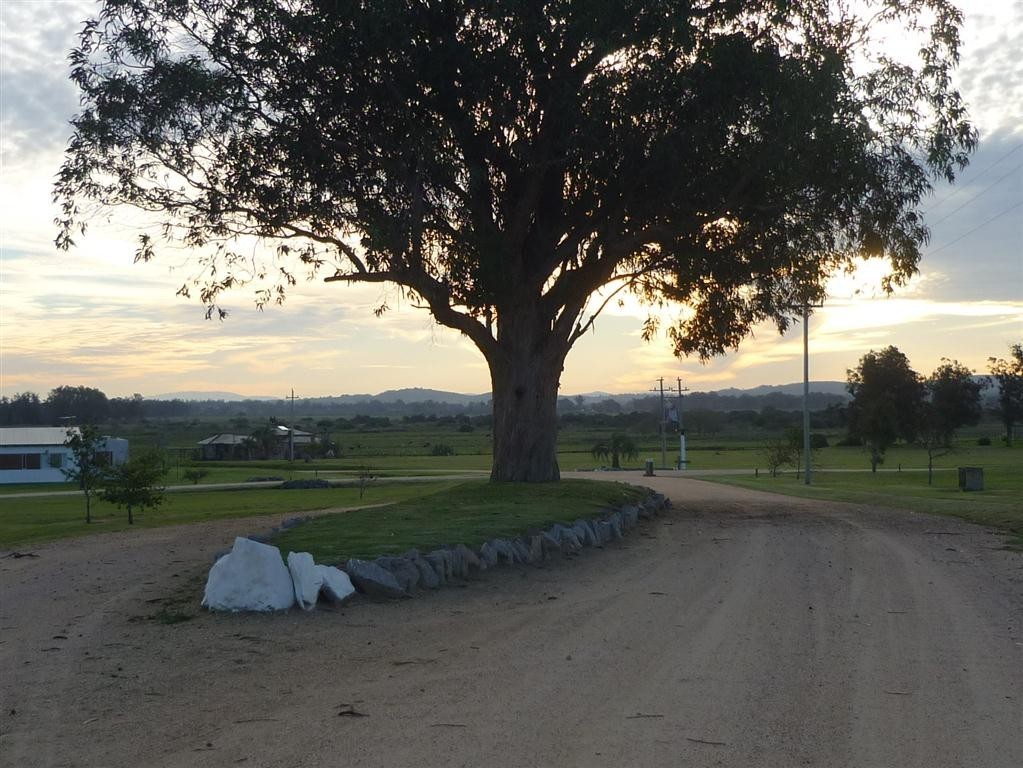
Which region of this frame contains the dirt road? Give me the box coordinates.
[1,475,1020,767]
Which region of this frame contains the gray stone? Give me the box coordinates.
[376,556,420,593]
[317,565,356,603]
[412,557,441,589]
[596,520,615,544]
[511,539,531,563]
[424,552,449,585]
[571,521,590,546]
[558,527,582,554]
[620,505,639,528]
[541,530,562,555]
[490,539,517,564]
[426,549,455,580]
[608,512,624,540]
[447,547,468,578]
[345,559,407,599]
[479,541,499,568]
[526,534,544,563]
[455,544,481,571]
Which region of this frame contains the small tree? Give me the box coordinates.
[101,450,167,525]
[920,359,985,484]
[182,467,208,485]
[761,437,795,478]
[988,344,1023,447]
[62,425,105,524]
[591,434,638,470]
[846,346,923,472]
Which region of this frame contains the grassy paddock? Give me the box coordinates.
[706,465,1023,549]
[271,479,647,563]
[0,480,461,549]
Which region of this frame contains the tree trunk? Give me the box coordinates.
[128,504,133,525]
[488,334,566,483]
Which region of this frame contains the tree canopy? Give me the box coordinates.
[56,0,976,481]
[846,346,923,471]
[988,343,1023,446]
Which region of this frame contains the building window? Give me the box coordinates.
[49,453,64,469]
[0,453,44,470]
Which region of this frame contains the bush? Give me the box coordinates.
[810,433,830,449]
[977,436,992,446]
[431,443,455,456]
[183,468,209,485]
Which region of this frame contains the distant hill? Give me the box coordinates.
[371,388,491,405]
[154,390,276,401]
[153,382,849,406]
[713,381,849,398]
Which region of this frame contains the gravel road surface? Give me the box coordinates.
[1,474,1020,767]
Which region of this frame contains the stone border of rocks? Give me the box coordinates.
[205,490,670,610]
[337,490,670,600]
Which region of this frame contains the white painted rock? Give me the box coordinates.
[202,537,295,612]
[317,565,356,603]
[287,551,323,611]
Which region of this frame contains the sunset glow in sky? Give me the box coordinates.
[1,1,1020,399]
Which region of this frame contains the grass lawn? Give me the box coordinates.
[0,480,462,549]
[271,479,647,563]
[705,464,1023,549]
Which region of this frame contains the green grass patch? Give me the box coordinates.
[0,480,461,549]
[271,478,647,563]
[706,466,1023,549]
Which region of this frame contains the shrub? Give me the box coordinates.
[183,468,209,485]
[431,443,455,456]
[977,436,992,446]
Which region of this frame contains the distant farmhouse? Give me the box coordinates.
[196,433,250,461]
[0,427,128,484]
[197,425,316,461]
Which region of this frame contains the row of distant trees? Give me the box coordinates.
[846,344,1022,481]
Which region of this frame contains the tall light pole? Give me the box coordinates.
[802,303,812,485]
[286,388,298,462]
[676,377,689,470]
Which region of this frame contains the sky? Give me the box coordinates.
[1,1,1020,400]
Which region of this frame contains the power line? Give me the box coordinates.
[925,141,1023,215]
[926,200,1023,257]
[927,159,1023,228]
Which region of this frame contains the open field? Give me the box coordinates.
[0,480,462,549]
[704,464,1023,549]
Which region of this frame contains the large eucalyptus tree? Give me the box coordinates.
[57,0,975,481]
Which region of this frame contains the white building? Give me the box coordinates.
[0,427,129,484]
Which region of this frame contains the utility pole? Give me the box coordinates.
[676,377,689,470]
[658,378,666,468]
[286,388,298,462]
[801,304,811,485]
